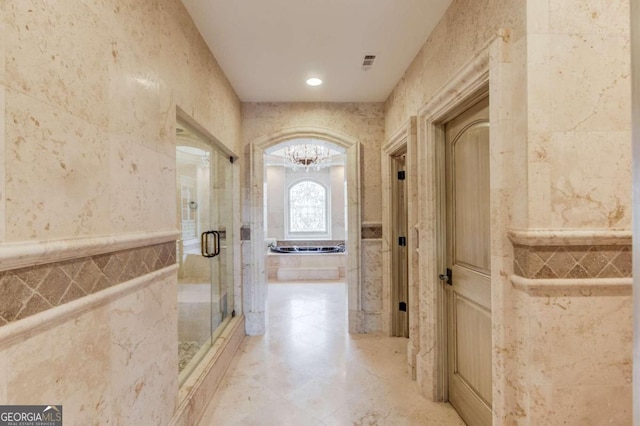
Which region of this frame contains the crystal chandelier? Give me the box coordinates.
[284,144,331,172]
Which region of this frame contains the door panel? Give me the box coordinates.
[453,123,490,273]
[392,153,409,337]
[445,98,492,426]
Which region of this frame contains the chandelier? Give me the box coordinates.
[284,144,331,172]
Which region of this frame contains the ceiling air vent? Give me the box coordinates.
[362,54,376,71]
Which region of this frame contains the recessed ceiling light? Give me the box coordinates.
[306,77,323,86]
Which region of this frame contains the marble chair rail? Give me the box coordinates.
[0,230,179,272]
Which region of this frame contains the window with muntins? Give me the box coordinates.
[288,180,327,234]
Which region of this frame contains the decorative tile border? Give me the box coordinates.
[243,221,383,241]
[513,244,631,279]
[361,223,382,239]
[508,229,632,280]
[0,241,176,325]
[240,225,250,241]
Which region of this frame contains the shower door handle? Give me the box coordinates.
[201,231,217,258]
[212,231,220,257]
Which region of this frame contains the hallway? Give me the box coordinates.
[199,282,464,425]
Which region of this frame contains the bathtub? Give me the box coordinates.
[267,243,346,281]
[269,244,345,254]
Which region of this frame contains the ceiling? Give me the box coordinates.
[180,0,452,102]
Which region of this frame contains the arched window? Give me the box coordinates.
[288,180,327,235]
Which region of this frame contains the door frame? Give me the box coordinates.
[631,1,640,423]
[381,118,418,368]
[414,35,511,409]
[249,126,362,334]
[438,88,490,403]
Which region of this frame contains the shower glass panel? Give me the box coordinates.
[176,118,234,385]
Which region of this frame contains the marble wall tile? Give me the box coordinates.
[3,0,242,242]
[509,36,530,229]
[0,85,6,243]
[108,136,176,233]
[361,241,382,313]
[548,131,631,228]
[548,34,630,133]
[0,349,6,404]
[5,1,111,128]
[527,294,632,424]
[5,88,110,241]
[549,0,629,36]
[525,3,631,230]
[109,275,177,424]
[529,294,632,388]
[5,303,112,422]
[537,385,631,425]
[0,10,6,86]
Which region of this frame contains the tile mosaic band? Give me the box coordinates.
[361,224,382,239]
[241,226,251,241]
[512,244,631,279]
[0,241,176,326]
[508,229,632,280]
[243,225,383,240]
[513,245,631,279]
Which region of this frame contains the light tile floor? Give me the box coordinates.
[199,282,465,425]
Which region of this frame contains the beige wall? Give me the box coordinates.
[266,166,286,239]
[0,0,242,423]
[2,0,241,243]
[524,0,631,229]
[385,0,526,137]
[384,0,632,423]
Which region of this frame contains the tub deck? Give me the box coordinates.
[267,250,346,281]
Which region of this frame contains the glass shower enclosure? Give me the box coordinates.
[176,118,234,385]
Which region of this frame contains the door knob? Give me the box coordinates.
[439,268,452,285]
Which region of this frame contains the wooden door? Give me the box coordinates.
[444,98,492,426]
[392,153,409,337]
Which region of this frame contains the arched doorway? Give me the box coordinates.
[246,126,363,335]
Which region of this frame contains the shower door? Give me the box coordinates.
[176,119,234,384]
